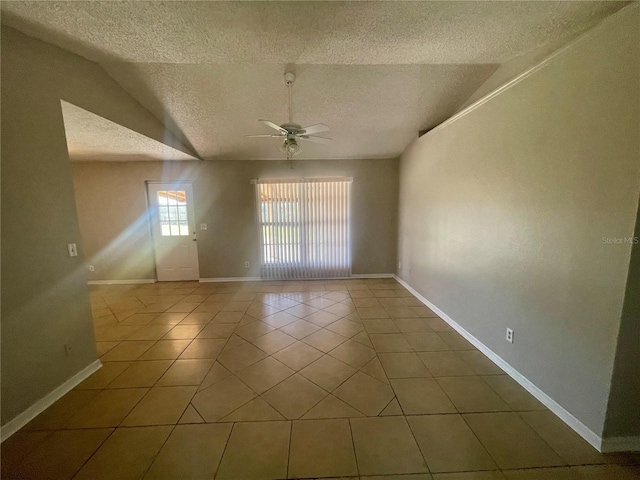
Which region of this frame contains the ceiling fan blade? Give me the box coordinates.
[245,134,283,138]
[299,123,329,135]
[259,119,288,134]
[299,135,332,144]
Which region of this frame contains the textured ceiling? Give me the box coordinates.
[61,101,198,162]
[2,1,629,160]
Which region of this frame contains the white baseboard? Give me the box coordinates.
[1,360,102,442]
[200,274,394,283]
[600,436,640,453]
[88,279,156,285]
[393,275,614,453]
[199,277,262,283]
[351,273,395,279]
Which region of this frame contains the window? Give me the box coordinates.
[254,178,352,279]
[157,190,189,236]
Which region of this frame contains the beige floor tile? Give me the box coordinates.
[6,428,112,480]
[437,332,475,350]
[424,317,455,332]
[138,340,191,360]
[464,412,565,469]
[418,351,477,376]
[95,324,143,342]
[329,339,377,367]
[262,374,328,419]
[162,324,205,340]
[179,338,226,359]
[457,351,504,375]
[95,341,120,356]
[363,319,401,334]
[259,311,298,328]
[432,472,505,480]
[191,375,256,421]
[437,377,511,413]
[221,397,286,422]
[246,302,280,319]
[120,313,159,326]
[573,464,640,479]
[379,352,432,378]
[197,323,236,338]
[221,300,251,312]
[358,306,391,319]
[25,390,100,430]
[502,467,580,479]
[289,419,358,478]
[303,328,349,353]
[404,332,451,351]
[273,341,324,371]
[249,329,297,354]
[107,360,173,388]
[482,375,546,411]
[353,297,382,308]
[394,318,434,332]
[216,421,290,479]
[211,311,244,323]
[300,354,357,391]
[284,304,320,318]
[74,426,172,480]
[125,324,175,341]
[324,302,356,317]
[144,423,232,479]
[326,318,364,337]
[359,355,390,387]
[179,312,215,324]
[519,410,607,465]
[385,306,420,318]
[351,416,428,475]
[235,356,294,394]
[156,359,214,386]
[166,302,199,313]
[149,312,189,325]
[408,414,497,473]
[334,372,394,415]
[280,319,322,339]
[121,386,196,426]
[64,388,148,428]
[100,340,156,361]
[391,378,456,414]
[1,431,54,477]
[380,397,403,416]
[302,395,365,419]
[197,362,233,391]
[370,333,413,352]
[306,297,337,309]
[217,342,268,372]
[178,404,205,424]
[235,320,276,340]
[305,310,342,327]
[76,362,132,390]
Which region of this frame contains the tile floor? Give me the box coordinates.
[2,278,639,479]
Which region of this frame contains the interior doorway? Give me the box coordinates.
[147,182,200,281]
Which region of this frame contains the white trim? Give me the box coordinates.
[88,279,157,285]
[394,275,608,452]
[424,4,638,139]
[351,273,395,279]
[600,436,640,453]
[1,360,102,442]
[200,277,262,283]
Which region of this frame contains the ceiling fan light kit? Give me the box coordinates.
[246,72,332,159]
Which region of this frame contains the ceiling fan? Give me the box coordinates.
[246,72,331,158]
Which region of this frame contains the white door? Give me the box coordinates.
[147,182,200,281]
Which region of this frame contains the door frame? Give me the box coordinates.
[146,180,200,281]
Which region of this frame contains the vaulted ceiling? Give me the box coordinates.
[1,1,629,161]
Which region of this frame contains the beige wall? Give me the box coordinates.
[397,5,640,439]
[0,27,193,426]
[71,158,398,280]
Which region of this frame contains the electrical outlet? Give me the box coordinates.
[506,328,514,343]
[89,265,95,272]
[244,261,250,268]
[200,223,208,230]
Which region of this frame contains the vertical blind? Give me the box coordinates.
[253,177,352,279]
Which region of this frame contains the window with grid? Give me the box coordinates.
[253,178,352,279]
[157,190,189,236]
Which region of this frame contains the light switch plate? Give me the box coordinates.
[200,223,208,230]
[67,243,78,257]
